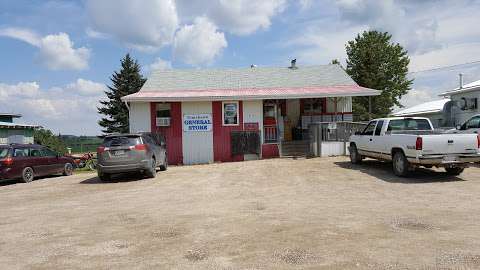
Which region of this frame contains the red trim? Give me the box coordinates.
[261,144,279,159]
[150,102,183,165]
[212,101,244,162]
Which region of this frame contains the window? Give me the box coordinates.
[465,116,480,129]
[41,148,57,157]
[387,119,432,131]
[362,121,377,136]
[13,148,29,157]
[263,103,276,118]
[223,101,239,126]
[103,136,141,147]
[30,149,42,157]
[0,147,9,158]
[156,103,171,117]
[374,120,384,136]
[303,99,323,114]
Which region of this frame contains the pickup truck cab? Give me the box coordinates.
[349,117,480,177]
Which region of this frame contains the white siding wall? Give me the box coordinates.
[326,97,352,113]
[182,102,214,165]
[243,100,263,160]
[129,102,151,133]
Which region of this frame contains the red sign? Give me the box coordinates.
[244,122,259,131]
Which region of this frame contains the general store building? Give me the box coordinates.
[122,63,380,165]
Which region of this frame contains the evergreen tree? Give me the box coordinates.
[345,31,412,120]
[98,54,146,133]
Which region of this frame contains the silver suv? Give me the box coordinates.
[96,133,167,181]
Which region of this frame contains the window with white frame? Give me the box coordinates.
[223,101,239,126]
[156,103,171,126]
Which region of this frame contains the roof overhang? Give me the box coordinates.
[439,85,480,97]
[0,122,41,129]
[122,85,381,102]
[392,109,442,117]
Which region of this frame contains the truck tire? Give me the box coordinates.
[392,151,410,177]
[145,157,157,178]
[22,167,35,183]
[159,155,168,171]
[445,167,464,176]
[349,144,362,164]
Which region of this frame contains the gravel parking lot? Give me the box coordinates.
[1,157,480,269]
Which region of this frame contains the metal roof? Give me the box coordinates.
[0,113,22,118]
[392,99,450,116]
[123,64,381,102]
[0,121,41,129]
[439,79,480,96]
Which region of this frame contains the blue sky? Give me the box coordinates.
[1,0,480,135]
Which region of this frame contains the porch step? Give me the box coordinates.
[281,140,310,157]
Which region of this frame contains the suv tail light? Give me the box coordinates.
[135,144,148,151]
[1,157,13,166]
[477,134,480,149]
[415,137,423,150]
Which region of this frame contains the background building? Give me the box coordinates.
[123,63,380,165]
[0,113,40,144]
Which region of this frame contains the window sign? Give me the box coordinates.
[223,102,239,126]
[183,114,212,132]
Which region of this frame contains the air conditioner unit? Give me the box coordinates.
[156,117,171,127]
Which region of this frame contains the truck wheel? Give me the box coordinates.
[392,151,410,177]
[159,155,168,171]
[63,163,73,176]
[22,167,35,183]
[98,172,111,182]
[445,167,464,176]
[349,144,362,164]
[145,157,157,178]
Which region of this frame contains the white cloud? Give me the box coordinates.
[38,33,90,70]
[0,27,41,46]
[176,0,286,35]
[65,78,107,96]
[148,57,172,71]
[86,0,178,50]
[0,28,90,70]
[0,79,106,134]
[173,17,227,66]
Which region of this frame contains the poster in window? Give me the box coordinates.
[223,102,238,125]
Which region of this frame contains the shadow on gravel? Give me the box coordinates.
[335,160,465,184]
[0,174,64,186]
[80,172,148,184]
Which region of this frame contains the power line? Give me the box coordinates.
[409,60,480,74]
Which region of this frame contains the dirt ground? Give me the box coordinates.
[1,157,480,270]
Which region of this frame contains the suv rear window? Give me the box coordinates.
[0,148,9,158]
[103,136,141,147]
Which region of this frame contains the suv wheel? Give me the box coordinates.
[159,155,168,171]
[392,151,410,177]
[98,172,111,182]
[445,167,464,176]
[63,163,73,176]
[22,167,35,183]
[145,157,156,178]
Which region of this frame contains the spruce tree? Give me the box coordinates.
[98,54,146,133]
[345,31,412,120]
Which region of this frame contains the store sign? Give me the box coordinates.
[183,114,212,132]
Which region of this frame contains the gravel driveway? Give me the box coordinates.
[1,157,480,269]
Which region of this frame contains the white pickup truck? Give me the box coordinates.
[349,117,480,176]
